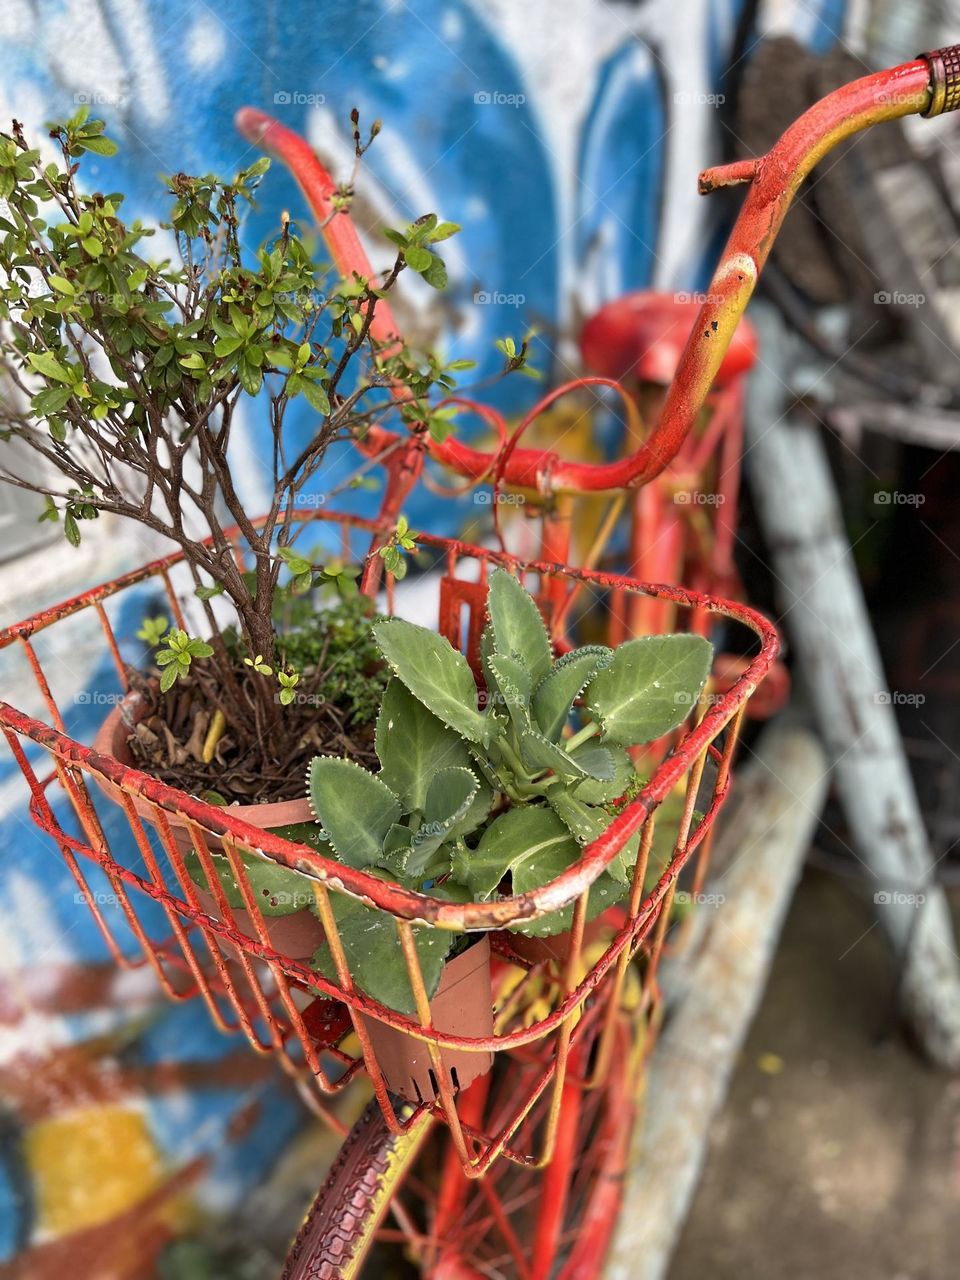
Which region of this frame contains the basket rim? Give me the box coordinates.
[0,510,780,931]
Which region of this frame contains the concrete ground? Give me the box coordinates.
[668,866,960,1280]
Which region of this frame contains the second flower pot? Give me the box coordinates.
[92,687,324,959]
[359,936,494,1104]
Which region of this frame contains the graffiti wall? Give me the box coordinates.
[0,0,851,1274]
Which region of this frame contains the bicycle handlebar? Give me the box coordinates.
[236,46,960,497]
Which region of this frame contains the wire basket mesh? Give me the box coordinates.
[0,509,778,1176]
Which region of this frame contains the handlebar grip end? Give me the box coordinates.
[919,45,960,117]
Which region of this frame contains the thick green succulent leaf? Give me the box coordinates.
[448,775,494,842]
[425,766,480,826]
[184,846,319,916]
[379,838,457,883]
[429,877,472,903]
[511,863,624,936]
[547,789,608,845]
[455,805,580,899]
[270,820,333,855]
[518,729,595,780]
[307,756,401,868]
[478,806,624,936]
[486,568,552,683]
[487,653,532,733]
[547,791,639,884]
[643,791,706,889]
[406,766,480,872]
[585,635,713,745]
[479,621,497,692]
[532,646,611,741]
[382,823,413,858]
[375,678,472,811]
[311,877,454,1015]
[467,743,505,795]
[567,743,616,780]
[373,618,489,745]
[571,746,636,805]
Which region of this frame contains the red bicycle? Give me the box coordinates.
[2,44,956,1280]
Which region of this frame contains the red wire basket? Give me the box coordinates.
[0,509,778,1177]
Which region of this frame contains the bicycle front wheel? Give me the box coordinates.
[284,1011,636,1279]
[282,1097,432,1280]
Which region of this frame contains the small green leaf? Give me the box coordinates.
[299,379,330,414]
[427,221,461,242]
[33,386,73,414]
[27,351,72,384]
[213,335,245,358]
[63,510,80,547]
[420,255,448,289]
[277,546,312,575]
[404,245,433,272]
[159,663,179,693]
[238,360,263,395]
[79,134,118,157]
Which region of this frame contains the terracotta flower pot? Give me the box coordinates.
[359,936,494,1104]
[91,687,324,959]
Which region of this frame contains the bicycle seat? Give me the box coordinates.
[579,290,757,388]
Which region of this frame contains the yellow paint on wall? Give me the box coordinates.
[25,1106,165,1236]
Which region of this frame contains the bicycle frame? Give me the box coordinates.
[235,48,952,502]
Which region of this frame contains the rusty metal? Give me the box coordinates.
[0,507,775,1174]
[236,50,947,498]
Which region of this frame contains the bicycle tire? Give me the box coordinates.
[282,1096,432,1280]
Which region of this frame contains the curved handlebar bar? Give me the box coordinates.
[236,46,958,497]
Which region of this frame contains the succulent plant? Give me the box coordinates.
[304,568,713,1013]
